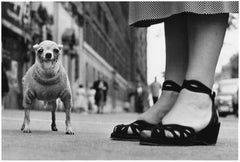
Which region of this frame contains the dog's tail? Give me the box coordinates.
[43,100,59,110]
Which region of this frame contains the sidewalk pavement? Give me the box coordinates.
[2,109,238,160]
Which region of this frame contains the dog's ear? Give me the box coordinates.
[33,44,39,51]
[58,44,63,51]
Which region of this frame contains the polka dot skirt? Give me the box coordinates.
[129,2,239,27]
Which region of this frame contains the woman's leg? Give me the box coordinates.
[162,13,229,131]
[138,13,188,124]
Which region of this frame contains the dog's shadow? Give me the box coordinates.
[18,130,67,136]
[3,129,59,135]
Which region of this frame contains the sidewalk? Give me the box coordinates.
[2,109,238,160]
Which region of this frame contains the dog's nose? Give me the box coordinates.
[45,53,52,59]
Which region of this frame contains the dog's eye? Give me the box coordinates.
[37,49,43,54]
[53,49,59,54]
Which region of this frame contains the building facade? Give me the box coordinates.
[2,2,147,112]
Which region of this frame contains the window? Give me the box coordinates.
[104,16,109,33]
[97,4,102,22]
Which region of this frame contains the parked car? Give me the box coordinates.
[215,78,238,117]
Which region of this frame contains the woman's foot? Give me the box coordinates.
[110,80,181,140]
[162,88,212,133]
[140,80,220,146]
[137,90,179,124]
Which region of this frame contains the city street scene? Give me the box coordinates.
[2,1,239,160]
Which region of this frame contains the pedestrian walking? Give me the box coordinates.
[111,1,238,146]
[87,85,96,113]
[92,75,108,114]
[74,84,87,113]
[232,88,238,117]
[135,83,144,113]
[150,76,161,104]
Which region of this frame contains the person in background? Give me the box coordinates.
[87,84,96,114]
[135,83,144,113]
[92,75,108,114]
[150,76,161,104]
[135,82,150,113]
[232,88,238,117]
[75,84,87,113]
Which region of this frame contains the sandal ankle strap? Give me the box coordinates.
[162,80,182,92]
[182,80,216,101]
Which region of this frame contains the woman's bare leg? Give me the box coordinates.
[162,13,229,132]
[138,13,188,124]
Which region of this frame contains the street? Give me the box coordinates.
[2,109,238,160]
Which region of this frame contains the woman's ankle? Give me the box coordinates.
[162,89,212,131]
[137,90,179,124]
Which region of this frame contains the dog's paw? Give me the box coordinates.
[66,127,74,135]
[23,128,31,133]
[66,131,74,135]
[51,125,58,131]
[21,123,31,133]
[20,123,25,131]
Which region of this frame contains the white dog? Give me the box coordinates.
[21,40,74,135]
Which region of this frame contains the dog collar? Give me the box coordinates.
[32,67,62,85]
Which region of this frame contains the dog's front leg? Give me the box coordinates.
[21,108,31,133]
[48,100,58,131]
[21,89,35,133]
[65,107,74,135]
[61,90,74,135]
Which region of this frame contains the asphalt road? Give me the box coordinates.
[2,109,238,160]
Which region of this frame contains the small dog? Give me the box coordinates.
[21,40,74,135]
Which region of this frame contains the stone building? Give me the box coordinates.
[2,2,147,112]
[2,2,31,109]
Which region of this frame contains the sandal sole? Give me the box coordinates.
[140,138,217,146]
[110,133,140,141]
[111,137,139,141]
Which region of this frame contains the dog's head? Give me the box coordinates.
[33,40,63,71]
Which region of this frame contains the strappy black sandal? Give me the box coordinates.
[140,80,220,146]
[110,80,181,141]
